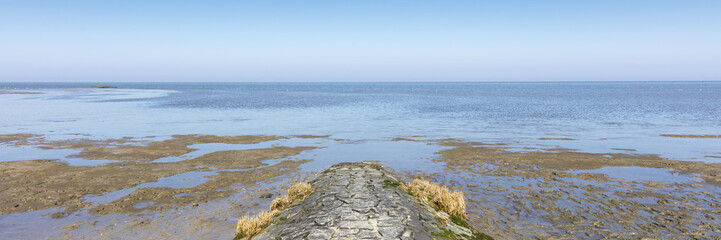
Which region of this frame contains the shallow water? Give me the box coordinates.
[570,166,703,184]
[84,171,219,205]
[2,82,720,162]
[0,146,79,162]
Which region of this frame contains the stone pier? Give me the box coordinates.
[249,162,491,240]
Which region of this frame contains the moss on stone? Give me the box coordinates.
[382,179,400,188]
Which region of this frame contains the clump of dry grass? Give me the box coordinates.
[235,182,312,239]
[270,182,312,210]
[401,179,467,220]
[235,209,279,239]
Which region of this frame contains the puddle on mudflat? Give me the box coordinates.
[293,140,450,173]
[0,145,121,166]
[152,137,451,173]
[0,207,87,240]
[84,171,218,205]
[569,166,702,184]
[60,158,118,166]
[172,193,195,198]
[0,146,77,162]
[628,197,657,205]
[152,138,326,163]
[133,202,155,209]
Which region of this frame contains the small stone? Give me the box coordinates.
[313,215,333,226]
[378,219,403,227]
[378,227,404,238]
[336,228,361,237]
[339,220,373,230]
[306,228,333,239]
[411,231,434,240]
[340,211,368,221]
[401,229,413,238]
[357,229,379,239]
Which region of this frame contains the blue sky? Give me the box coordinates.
[1,0,720,82]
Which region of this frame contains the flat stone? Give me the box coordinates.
[340,211,368,221]
[335,228,360,237]
[279,228,310,240]
[314,215,334,226]
[339,220,373,230]
[378,226,404,238]
[307,228,334,239]
[357,229,380,239]
[378,219,404,227]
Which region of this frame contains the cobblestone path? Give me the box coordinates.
[252,162,483,240]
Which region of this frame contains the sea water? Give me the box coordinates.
[1,82,720,163]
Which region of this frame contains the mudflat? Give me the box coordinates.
[1,134,720,239]
[0,134,319,217]
[661,134,721,138]
[401,139,721,239]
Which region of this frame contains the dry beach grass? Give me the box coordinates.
[235,182,312,239]
[401,179,468,220]
[235,210,280,240]
[270,182,312,211]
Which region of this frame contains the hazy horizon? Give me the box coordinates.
[2,0,720,82]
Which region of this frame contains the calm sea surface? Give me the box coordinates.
[2,82,721,163]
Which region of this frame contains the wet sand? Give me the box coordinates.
[0,134,40,144]
[1,134,721,239]
[661,134,721,138]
